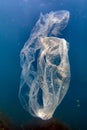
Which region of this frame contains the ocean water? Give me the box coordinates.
[0,0,87,129]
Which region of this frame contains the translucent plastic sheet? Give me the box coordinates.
[19,10,70,120]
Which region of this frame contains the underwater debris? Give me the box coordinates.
[19,10,70,120]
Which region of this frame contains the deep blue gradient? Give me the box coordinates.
[0,0,87,129]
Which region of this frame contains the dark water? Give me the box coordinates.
[0,0,87,130]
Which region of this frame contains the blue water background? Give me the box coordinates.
[0,0,87,129]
